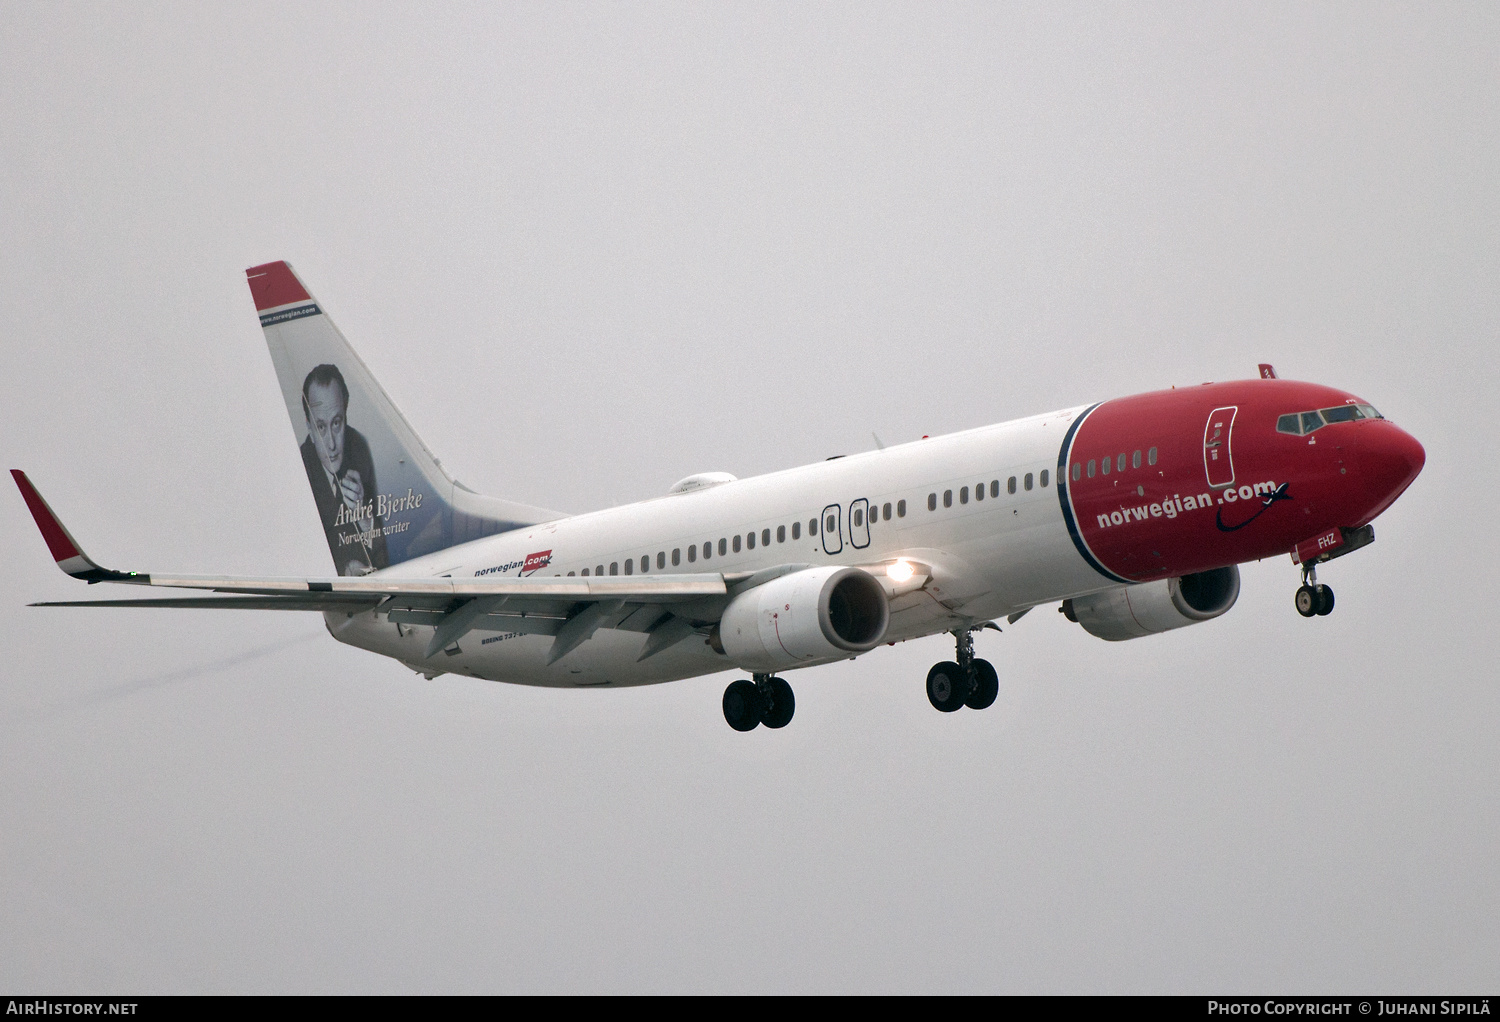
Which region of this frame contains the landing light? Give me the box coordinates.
[887,560,915,583]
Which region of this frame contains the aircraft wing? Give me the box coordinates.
[13,469,729,661]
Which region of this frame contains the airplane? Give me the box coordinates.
[11,261,1426,731]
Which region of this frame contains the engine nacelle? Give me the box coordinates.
[1062,565,1241,641]
[713,566,890,672]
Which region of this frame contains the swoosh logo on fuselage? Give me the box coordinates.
[1215,481,1292,532]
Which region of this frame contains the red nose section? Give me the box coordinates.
[1358,423,1425,523]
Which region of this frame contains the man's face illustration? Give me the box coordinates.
[306,380,346,476]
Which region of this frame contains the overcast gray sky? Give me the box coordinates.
[2,1,1497,993]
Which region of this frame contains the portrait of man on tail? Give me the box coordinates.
[298,363,388,575]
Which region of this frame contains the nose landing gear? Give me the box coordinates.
[1294,563,1335,618]
[926,627,999,713]
[722,674,795,731]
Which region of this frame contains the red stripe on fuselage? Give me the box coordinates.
[1065,380,1402,581]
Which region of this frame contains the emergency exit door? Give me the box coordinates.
[821,504,842,555]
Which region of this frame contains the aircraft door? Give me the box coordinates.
[820,504,843,555]
[1203,406,1238,489]
[848,498,871,549]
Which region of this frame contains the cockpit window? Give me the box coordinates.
[1277,411,1327,435]
[1277,403,1385,436]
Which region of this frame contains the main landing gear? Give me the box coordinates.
[1294,562,1335,618]
[926,628,999,713]
[722,674,795,731]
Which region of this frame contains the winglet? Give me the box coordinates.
[10,470,143,584]
[1258,363,1278,379]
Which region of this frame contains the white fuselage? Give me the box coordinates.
[329,404,1113,686]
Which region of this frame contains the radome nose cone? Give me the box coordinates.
[1362,424,1425,507]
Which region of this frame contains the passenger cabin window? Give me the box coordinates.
[685,546,694,563]
[568,571,575,577]
[853,508,864,526]
[959,486,968,505]
[582,567,589,576]
[1024,472,1033,491]
[883,502,892,519]
[928,493,937,512]
[825,513,836,532]
[1072,463,1081,481]
[990,480,999,498]
[761,528,770,546]
[1101,456,1110,476]
[1087,459,1096,478]
[897,499,906,517]
[1040,469,1049,487]
[777,525,786,543]
[974,484,983,502]
[658,552,666,569]
[1148,447,1158,466]
[809,519,817,536]
[624,559,632,575]
[943,489,953,508]
[792,521,801,540]
[718,538,727,556]
[642,555,650,573]
[746,532,754,550]
[1008,476,1017,494]
[732,535,741,553]
[1117,454,1127,472]
[610,562,618,575]
[596,564,605,576]
[1132,450,1141,469]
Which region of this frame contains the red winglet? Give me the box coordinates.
[1258,363,1278,379]
[11,469,82,564]
[245,261,312,311]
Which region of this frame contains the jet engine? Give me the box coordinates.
[712,566,890,672]
[1061,565,1241,641]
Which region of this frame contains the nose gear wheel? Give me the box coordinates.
[1295,564,1336,618]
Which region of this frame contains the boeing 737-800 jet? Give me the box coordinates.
[13,261,1426,730]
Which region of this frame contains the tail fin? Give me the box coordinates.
[247,261,560,576]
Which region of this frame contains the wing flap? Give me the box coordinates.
[141,572,729,600]
[30,595,381,611]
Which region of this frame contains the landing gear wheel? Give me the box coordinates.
[965,659,999,710]
[1295,585,1320,618]
[722,679,762,731]
[926,661,969,713]
[760,677,795,729]
[1315,585,1335,616]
